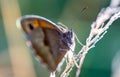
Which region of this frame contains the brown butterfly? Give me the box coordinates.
[16,15,75,72]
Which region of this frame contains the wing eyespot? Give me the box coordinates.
[28,23,34,30]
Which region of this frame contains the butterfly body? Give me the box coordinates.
[17,15,75,72]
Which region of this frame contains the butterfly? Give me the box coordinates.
[16,15,75,72]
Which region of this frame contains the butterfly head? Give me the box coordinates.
[62,29,75,51]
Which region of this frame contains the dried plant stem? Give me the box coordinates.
[50,72,55,77]
[75,0,120,77]
[60,0,120,77]
[76,11,120,77]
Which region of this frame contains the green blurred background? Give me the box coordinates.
[0,0,120,77]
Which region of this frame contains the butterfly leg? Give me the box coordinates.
[59,48,79,68]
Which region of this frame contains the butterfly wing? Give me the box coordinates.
[17,15,70,71]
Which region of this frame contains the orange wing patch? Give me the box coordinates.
[39,20,55,29]
[25,19,56,33]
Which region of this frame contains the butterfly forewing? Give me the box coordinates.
[17,15,75,72]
